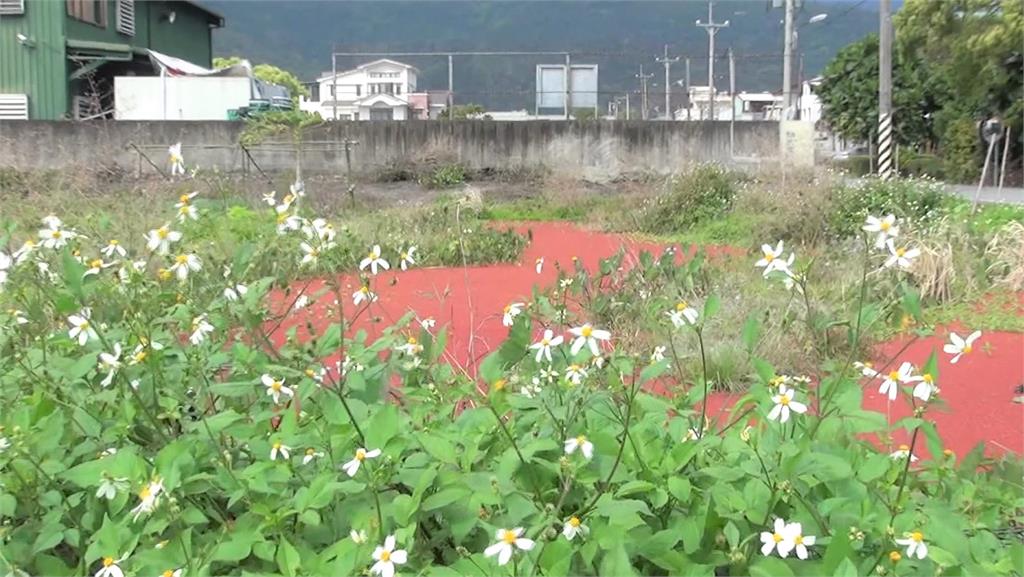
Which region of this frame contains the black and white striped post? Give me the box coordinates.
[877,112,894,179]
[877,0,894,179]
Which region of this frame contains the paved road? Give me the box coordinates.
[946,183,1024,206]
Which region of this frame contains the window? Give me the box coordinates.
[115,0,134,35]
[0,94,29,119]
[355,85,361,96]
[370,108,394,121]
[339,114,351,121]
[0,0,25,15]
[67,0,107,26]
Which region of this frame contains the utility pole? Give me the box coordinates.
[697,0,729,121]
[878,0,894,178]
[331,47,338,121]
[447,54,454,117]
[729,47,736,156]
[636,65,654,120]
[565,53,573,120]
[782,0,796,120]
[684,57,691,120]
[656,44,680,120]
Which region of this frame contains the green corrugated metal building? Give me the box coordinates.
[0,0,223,119]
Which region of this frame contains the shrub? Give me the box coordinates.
[827,178,948,239]
[940,118,981,184]
[421,164,467,189]
[637,165,737,234]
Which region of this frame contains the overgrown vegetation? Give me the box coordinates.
[1,184,1021,576]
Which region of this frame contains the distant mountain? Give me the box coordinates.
[208,0,880,111]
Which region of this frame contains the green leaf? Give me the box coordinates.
[212,535,255,562]
[276,538,301,577]
[599,542,637,577]
[741,313,762,353]
[832,557,859,577]
[857,454,890,483]
[749,557,794,577]
[667,477,692,502]
[367,404,399,448]
[392,494,416,526]
[702,295,721,320]
[422,488,470,511]
[418,434,459,465]
[32,522,65,554]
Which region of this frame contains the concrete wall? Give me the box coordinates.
[0,120,787,179]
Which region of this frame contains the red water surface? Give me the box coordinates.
[269,222,1023,459]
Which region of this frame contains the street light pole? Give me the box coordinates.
[656,44,680,120]
[782,0,795,119]
[696,0,729,121]
[878,0,894,178]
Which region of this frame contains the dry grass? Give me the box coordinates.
[986,220,1024,291]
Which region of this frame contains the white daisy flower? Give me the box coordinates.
[755,241,788,276]
[270,441,291,461]
[68,308,97,346]
[293,295,310,310]
[290,180,305,197]
[351,529,368,544]
[303,448,324,465]
[359,245,390,275]
[175,192,199,222]
[520,377,543,398]
[98,342,122,387]
[399,246,417,271]
[767,384,808,423]
[682,427,701,442]
[943,330,981,364]
[420,318,436,330]
[895,531,928,560]
[396,336,424,356]
[784,522,816,560]
[13,239,36,264]
[666,301,699,327]
[8,309,29,325]
[261,374,294,405]
[95,475,129,501]
[145,225,182,255]
[370,535,408,577]
[276,193,297,214]
[130,478,164,521]
[189,314,214,345]
[100,240,127,259]
[565,363,587,385]
[878,361,916,401]
[223,284,248,302]
[562,516,589,541]
[564,434,594,459]
[911,372,936,402]
[277,213,303,235]
[863,214,899,249]
[529,329,564,363]
[302,218,336,243]
[342,447,381,477]
[168,143,185,176]
[568,323,610,356]
[760,518,795,557]
[262,190,277,206]
[501,302,524,327]
[889,444,919,462]
[484,528,534,566]
[650,345,667,364]
[94,555,128,577]
[352,286,377,306]
[884,239,921,270]
[39,218,78,249]
[168,253,202,281]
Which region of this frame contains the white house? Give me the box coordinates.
[676,86,736,120]
[300,59,444,121]
[798,77,823,124]
[733,92,784,121]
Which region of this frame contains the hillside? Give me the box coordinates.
[208,0,880,111]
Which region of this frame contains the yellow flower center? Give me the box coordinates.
[541,338,550,346]
[888,371,900,381]
[367,251,376,259]
[780,395,790,406]
[179,194,190,204]
[581,325,592,337]
[175,255,189,265]
[408,337,417,345]
[401,252,408,260]
[676,301,689,311]
[889,551,901,562]
[271,381,282,392]
[493,379,506,391]
[306,448,315,456]
[922,374,933,384]
[134,351,147,363]
[78,321,90,330]
[359,286,369,294]
[158,269,172,281]
[158,228,169,239]
[794,535,804,545]
[89,259,103,269]
[911,531,923,543]
[880,221,891,231]
[283,194,294,204]
[772,532,783,543]
[109,240,119,246]
[273,442,282,450]
[943,449,954,457]
[569,364,581,372]
[179,206,190,215]
[305,369,315,378]
[139,486,151,499]
[569,517,581,527]
[576,435,587,445]
[503,304,512,313]
[51,230,62,239]
[899,444,910,451]
[103,557,114,567]
[380,550,391,562]
[164,571,174,577]
[764,252,774,262]
[896,248,906,257]
[502,530,518,544]
[963,344,972,354]
[355,448,367,461]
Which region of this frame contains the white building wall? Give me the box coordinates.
[301,61,418,120]
[115,76,252,120]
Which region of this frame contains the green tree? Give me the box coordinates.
[214,56,309,102]
[817,35,944,147]
[438,104,486,119]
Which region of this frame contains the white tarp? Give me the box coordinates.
[146,49,251,77]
